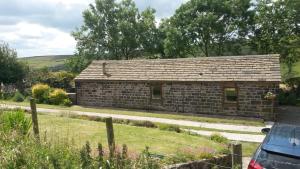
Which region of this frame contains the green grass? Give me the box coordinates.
[241,142,259,157]
[36,114,225,156]
[1,100,264,126]
[19,55,72,70]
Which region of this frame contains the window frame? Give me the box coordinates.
[223,83,239,105]
[224,87,238,103]
[151,83,162,100]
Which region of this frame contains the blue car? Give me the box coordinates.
[248,123,300,169]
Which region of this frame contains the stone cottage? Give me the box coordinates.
[75,54,281,119]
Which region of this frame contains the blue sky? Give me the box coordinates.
[0,0,186,57]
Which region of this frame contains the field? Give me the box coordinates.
[18,54,300,79]
[1,100,264,126]
[37,113,225,156]
[19,55,72,70]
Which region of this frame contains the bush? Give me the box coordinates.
[278,90,297,105]
[62,99,72,107]
[210,133,228,144]
[49,89,71,106]
[32,83,50,103]
[129,120,157,128]
[0,109,31,135]
[12,91,25,102]
[0,91,15,100]
[158,124,181,133]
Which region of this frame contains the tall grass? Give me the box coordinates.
[0,109,162,168]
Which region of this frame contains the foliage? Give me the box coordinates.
[66,55,90,74]
[31,83,50,103]
[0,109,31,135]
[49,88,72,106]
[0,91,15,100]
[158,124,181,133]
[264,91,276,100]
[163,0,254,57]
[44,71,75,91]
[129,120,157,128]
[278,90,297,106]
[253,0,299,76]
[69,0,161,73]
[0,110,164,169]
[0,42,28,85]
[12,91,25,102]
[210,133,229,144]
[26,69,75,92]
[0,133,81,168]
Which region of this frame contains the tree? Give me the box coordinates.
[252,0,299,77]
[138,8,162,56]
[0,42,28,86]
[163,0,254,57]
[69,0,160,73]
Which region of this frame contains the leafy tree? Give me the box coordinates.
[163,0,254,57]
[138,8,162,56]
[252,0,299,76]
[70,0,160,72]
[0,42,28,85]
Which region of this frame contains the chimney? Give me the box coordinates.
[102,62,107,75]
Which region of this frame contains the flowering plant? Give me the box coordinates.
[264,92,276,100]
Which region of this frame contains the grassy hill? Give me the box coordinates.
[19,55,72,71]
[19,55,300,78]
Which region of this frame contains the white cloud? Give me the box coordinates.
[0,0,186,57]
[0,22,76,57]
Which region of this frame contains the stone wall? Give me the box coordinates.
[165,154,232,169]
[76,81,279,119]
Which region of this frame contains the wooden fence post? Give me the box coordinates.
[30,98,40,141]
[231,143,242,169]
[106,117,115,157]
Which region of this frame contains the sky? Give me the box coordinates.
[0,0,187,57]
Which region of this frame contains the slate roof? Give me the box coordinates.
[75,54,281,82]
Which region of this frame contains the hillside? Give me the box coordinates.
[19,55,300,78]
[19,55,72,71]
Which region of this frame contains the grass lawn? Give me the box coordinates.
[36,114,225,156]
[1,100,264,126]
[241,142,259,157]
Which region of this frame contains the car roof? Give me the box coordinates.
[262,123,300,158]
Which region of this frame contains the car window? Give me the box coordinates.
[256,150,300,169]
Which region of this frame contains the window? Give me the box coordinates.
[151,84,162,99]
[224,87,238,102]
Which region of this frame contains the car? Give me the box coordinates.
[248,123,300,169]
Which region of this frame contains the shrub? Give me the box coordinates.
[49,88,71,106]
[62,99,72,107]
[210,133,228,144]
[278,90,297,105]
[12,91,25,102]
[129,120,157,128]
[32,83,50,103]
[0,109,31,135]
[0,91,15,100]
[158,124,181,133]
